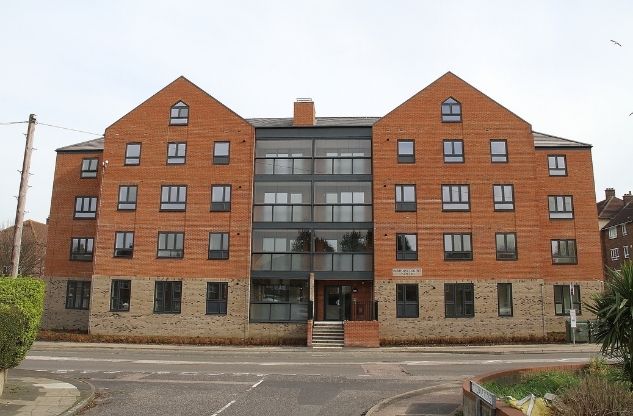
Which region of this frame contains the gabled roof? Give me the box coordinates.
[604,201,633,229]
[56,137,104,153]
[532,131,592,148]
[597,196,625,220]
[247,117,379,128]
[0,220,47,245]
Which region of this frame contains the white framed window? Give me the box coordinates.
[622,224,628,236]
[611,248,620,261]
[608,227,617,239]
[624,246,630,259]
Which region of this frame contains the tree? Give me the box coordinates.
[587,261,633,387]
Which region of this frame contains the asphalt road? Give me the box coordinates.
[17,344,598,416]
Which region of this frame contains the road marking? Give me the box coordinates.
[180,372,198,375]
[248,379,264,391]
[103,371,121,374]
[25,355,593,367]
[211,400,236,416]
[33,382,76,389]
[88,378,253,385]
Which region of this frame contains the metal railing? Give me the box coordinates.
[349,300,378,321]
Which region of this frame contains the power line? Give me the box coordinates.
[37,122,102,136]
[0,121,28,125]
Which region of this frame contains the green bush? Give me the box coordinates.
[552,374,633,415]
[0,277,45,369]
[484,371,581,398]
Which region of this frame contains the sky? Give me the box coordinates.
[0,0,631,224]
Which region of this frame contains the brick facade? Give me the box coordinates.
[43,73,604,345]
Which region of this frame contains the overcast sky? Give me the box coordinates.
[0,0,631,224]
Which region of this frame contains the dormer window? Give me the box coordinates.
[441,98,461,122]
[170,101,189,125]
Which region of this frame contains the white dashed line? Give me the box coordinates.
[211,400,236,416]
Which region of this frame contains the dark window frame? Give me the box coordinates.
[442,184,470,211]
[206,282,228,315]
[443,233,473,260]
[551,239,577,265]
[395,184,417,212]
[114,231,134,258]
[80,158,98,178]
[548,195,574,219]
[397,140,415,163]
[548,155,567,176]
[157,232,185,259]
[441,97,462,122]
[554,284,581,316]
[495,232,518,260]
[396,284,419,318]
[70,237,94,261]
[118,185,138,210]
[497,283,513,317]
[396,233,418,260]
[169,101,189,126]
[160,185,187,211]
[154,281,182,313]
[208,232,229,260]
[167,142,187,164]
[74,196,98,219]
[443,139,464,163]
[125,142,141,165]
[444,283,474,318]
[490,139,508,163]
[213,141,230,165]
[493,184,515,211]
[110,279,131,312]
[65,280,91,310]
[211,185,232,211]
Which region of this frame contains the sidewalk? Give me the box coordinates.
[0,369,93,416]
[32,340,601,354]
[367,381,464,416]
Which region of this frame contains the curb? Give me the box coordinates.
[32,341,601,355]
[365,382,458,416]
[60,377,95,416]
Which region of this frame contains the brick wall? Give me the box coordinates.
[601,221,633,270]
[94,77,254,281]
[45,151,101,278]
[41,277,90,330]
[375,279,602,342]
[344,321,379,347]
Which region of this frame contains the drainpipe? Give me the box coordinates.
[540,282,546,338]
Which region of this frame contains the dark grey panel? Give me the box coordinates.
[256,127,372,139]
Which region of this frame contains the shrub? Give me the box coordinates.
[587,261,633,386]
[0,278,45,369]
[484,371,580,398]
[552,374,633,416]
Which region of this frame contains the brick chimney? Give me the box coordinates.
[293,98,316,126]
[605,188,616,199]
[623,191,633,206]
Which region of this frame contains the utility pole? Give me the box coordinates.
[10,114,36,278]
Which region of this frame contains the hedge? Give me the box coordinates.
[0,278,45,369]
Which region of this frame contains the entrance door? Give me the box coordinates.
[324,285,352,321]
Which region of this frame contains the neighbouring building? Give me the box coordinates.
[597,188,633,272]
[0,219,47,277]
[42,73,604,346]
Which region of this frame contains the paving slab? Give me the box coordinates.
[0,369,93,416]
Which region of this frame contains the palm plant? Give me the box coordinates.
[587,261,633,387]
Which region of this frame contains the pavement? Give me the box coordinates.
[0,369,94,416]
[2,342,600,416]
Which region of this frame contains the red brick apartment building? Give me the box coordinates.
[42,73,603,346]
[597,188,633,272]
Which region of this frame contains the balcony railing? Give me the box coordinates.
[251,253,373,272]
[255,157,372,175]
[313,204,372,222]
[253,205,311,222]
[349,300,378,321]
[250,302,309,322]
[313,253,373,272]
